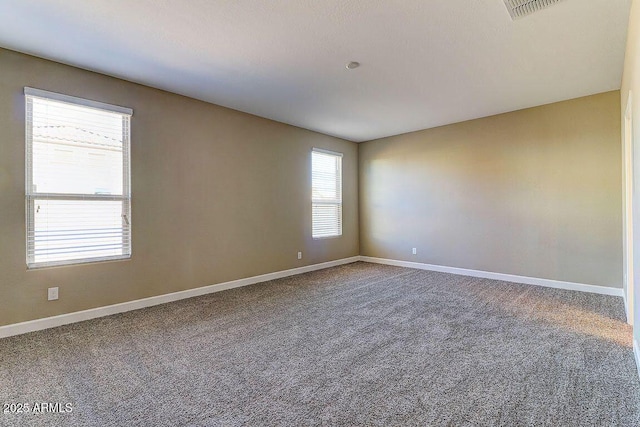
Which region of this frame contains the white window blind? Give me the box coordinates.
[312,148,342,238]
[25,87,133,268]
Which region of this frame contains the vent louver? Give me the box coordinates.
[503,0,565,19]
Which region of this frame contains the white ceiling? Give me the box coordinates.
[0,0,632,142]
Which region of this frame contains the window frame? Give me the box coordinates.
[25,87,133,269]
[311,147,343,239]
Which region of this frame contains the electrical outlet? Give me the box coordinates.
[412,248,417,255]
[48,287,59,301]
[297,251,303,260]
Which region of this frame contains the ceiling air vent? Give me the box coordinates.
[503,0,565,19]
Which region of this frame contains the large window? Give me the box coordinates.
[312,148,342,238]
[25,88,132,268]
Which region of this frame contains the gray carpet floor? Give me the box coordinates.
[1,262,639,426]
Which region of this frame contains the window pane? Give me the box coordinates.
[312,203,342,238]
[31,97,124,195]
[312,151,341,201]
[29,199,130,264]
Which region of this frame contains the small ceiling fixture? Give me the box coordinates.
[503,0,565,20]
[346,61,360,70]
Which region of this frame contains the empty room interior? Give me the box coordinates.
[2,0,640,425]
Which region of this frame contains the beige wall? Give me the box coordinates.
[359,91,622,288]
[0,48,359,327]
[621,0,640,331]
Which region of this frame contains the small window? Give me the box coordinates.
[25,88,133,268]
[312,148,342,238]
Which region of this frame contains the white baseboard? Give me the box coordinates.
[359,256,624,297]
[0,255,625,339]
[0,256,360,339]
[634,339,640,381]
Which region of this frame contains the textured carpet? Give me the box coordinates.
[1,262,639,426]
